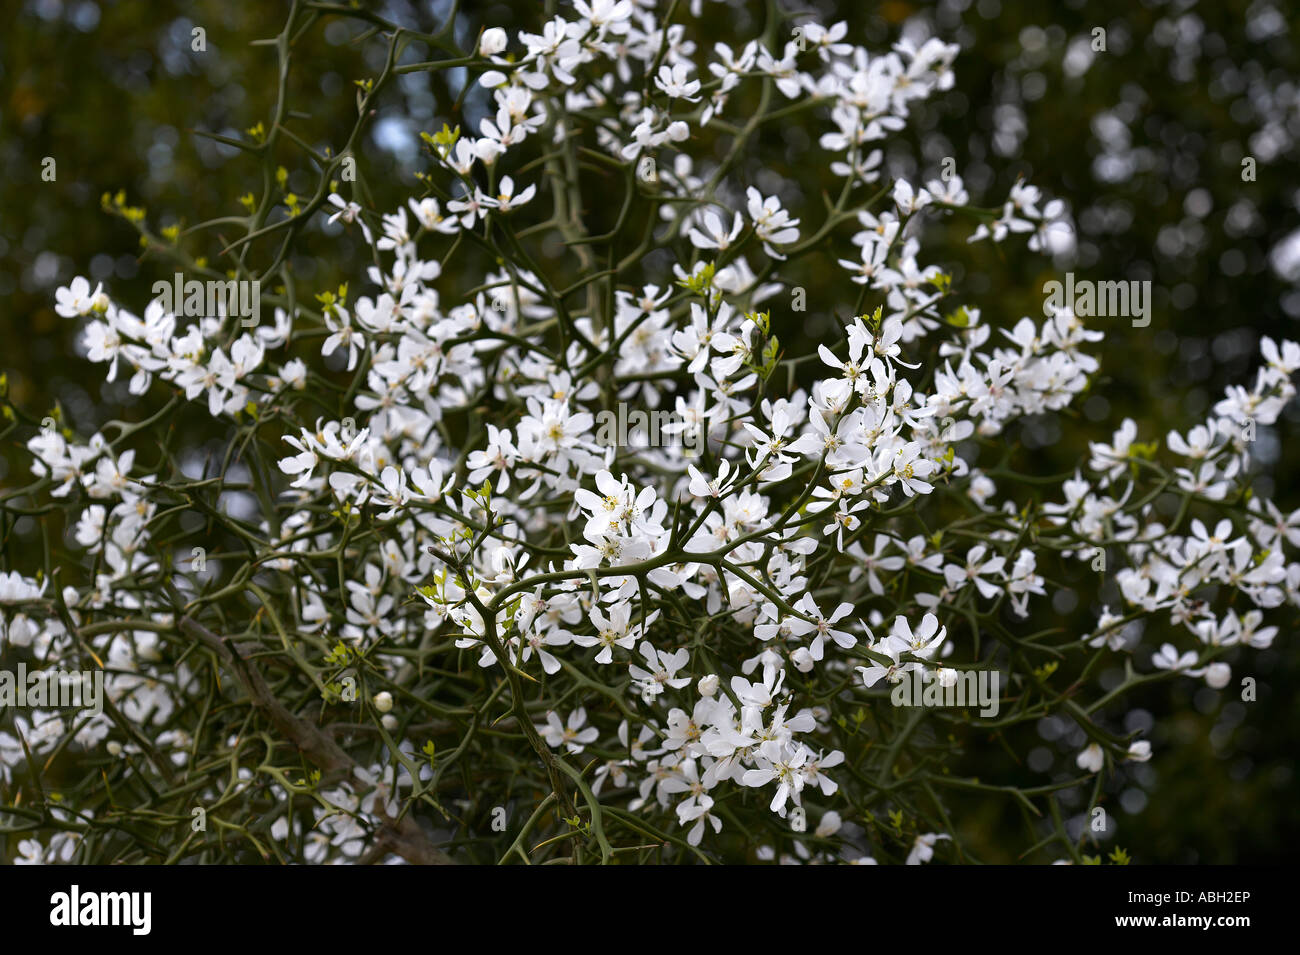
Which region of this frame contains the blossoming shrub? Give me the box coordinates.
[4,1,1297,864]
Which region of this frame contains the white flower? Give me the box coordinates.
[0,571,47,604]
[906,832,950,865]
[888,613,946,660]
[745,187,801,257]
[55,276,104,317]
[893,179,932,215]
[537,708,599,754]
[1126,740,1152,762]
[1203,662,1231,689]
[576,0,634,33]
[654,63,701,102]
[1076,743,1104,773]
[688,209,744,252]
[786,595,857,661]
[479,27,508,57]
[483,175,536,214]
[408,196,460,234]
[943,545,1006,600]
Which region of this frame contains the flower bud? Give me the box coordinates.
[697,673,719,697]
[1126,740,1152,762]
[373,691,393,713]
[479,28,507,57]
[1204,662,1230,689]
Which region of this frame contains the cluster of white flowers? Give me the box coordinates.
[1060,338,1300,663]
[9,3,1298,864]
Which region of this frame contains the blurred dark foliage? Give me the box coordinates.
[2,0,1297,862]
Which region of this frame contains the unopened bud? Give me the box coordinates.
[479,28,507,57]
